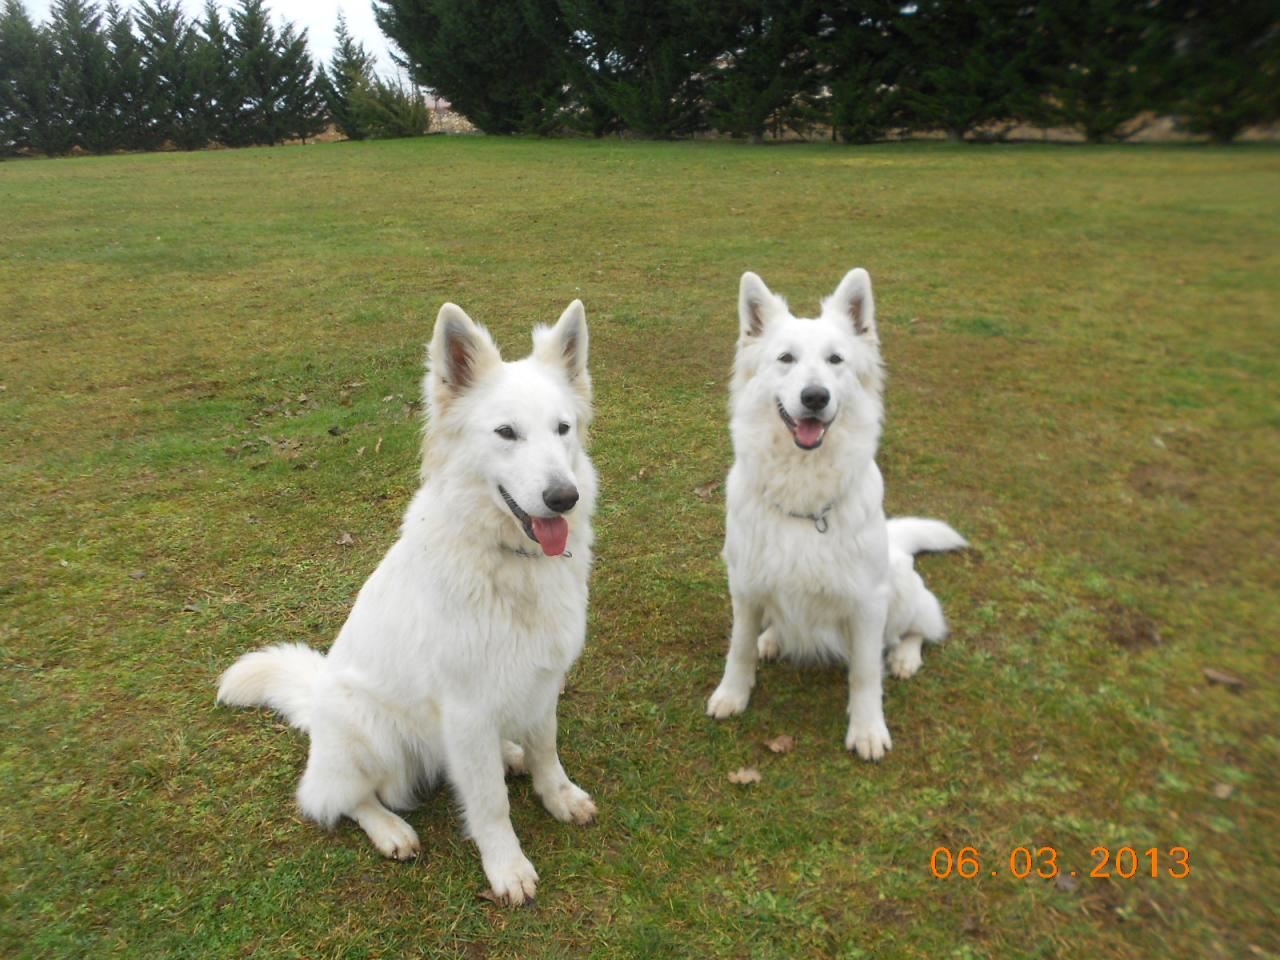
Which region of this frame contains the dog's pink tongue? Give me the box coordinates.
[531,516,569,556]
[795,418,825,447]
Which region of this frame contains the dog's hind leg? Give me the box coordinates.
[707,593,762,718]
[756,625,781,661]
[886,634,924,680]
[502,740,529,776]
[296,698,420,861]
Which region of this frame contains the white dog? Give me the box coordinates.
[218,300,598,905]
[707,270,965,758]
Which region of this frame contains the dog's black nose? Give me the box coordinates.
[543,484,579,514]
[801,386,830,412]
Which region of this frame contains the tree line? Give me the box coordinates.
[373,0,1279,143]
[0,0,428,156]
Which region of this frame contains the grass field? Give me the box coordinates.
[2,137,1278,958]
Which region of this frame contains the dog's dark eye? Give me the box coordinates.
[557,421,571,436]
[827,354,844,365]
[778,352,795,364]
[495,426,517,441]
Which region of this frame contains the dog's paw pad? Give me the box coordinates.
[707,685,751,719]
[887,645,923,680]
[485,855,539,906]
[845,719,893,761]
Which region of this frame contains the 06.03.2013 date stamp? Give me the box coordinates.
[930,846,1190,880]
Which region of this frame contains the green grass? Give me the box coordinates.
[2,138,1278,959]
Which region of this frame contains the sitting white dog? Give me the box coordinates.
[707,270,965,758]
[218,300,598,905]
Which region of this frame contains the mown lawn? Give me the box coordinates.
[1,137,1277,958]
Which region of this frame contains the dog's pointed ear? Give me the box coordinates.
[828,268,876,338]
[534,299,588,382]
[429,303,500,395]
[739,271,779,338]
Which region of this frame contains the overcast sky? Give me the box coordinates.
[23,0,402,77]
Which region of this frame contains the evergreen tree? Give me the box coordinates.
[104,1,152,149]
[706,0,822,142]
[347,71,430,138]
[0,0,58,155]
[136,0,205,148]
[374,0,569,135]
[559,0,729,138]
[273,21,327,142]
[1167,0,1280,142]
[47,0,114,152]
[324,11,376,140]
[192,1,243,145]
[819,1,905,144]
[1030,0,1168,143]
[894,0,1038,141]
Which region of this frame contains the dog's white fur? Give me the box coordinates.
[707,270,965,758]
[218,300,598,905]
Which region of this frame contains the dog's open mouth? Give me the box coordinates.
[498,486,569,556]
[777,401,827,450]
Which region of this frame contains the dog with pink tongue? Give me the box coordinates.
[218,299,598,906]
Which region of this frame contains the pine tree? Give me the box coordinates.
[347,71,430,138]
[274,21,327,142]
[1030,0,1168,143]
[0,0,58,155]
[559,0,729,138]
[324,11,376,140]
[193,1,243,146]
[894,0,1038,141]
[819,1,905,144]
[104,2,152,150]
[1167,0,1280,142]
[706,0,822,142]
[47,0,114,152]
[136,0,205,148]
[374,0,569,135]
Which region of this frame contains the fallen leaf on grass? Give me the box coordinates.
[694,480,720,501]
[128,570,145,580]
[728,767,762,785]
[1054,874,1079,893]
[336,532,355,547]
[764,734,795,754]
[1211,783,1234,800]
[375,437,383,454]
[1203,667,1244,690]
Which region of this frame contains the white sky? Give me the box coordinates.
[23,0,402,77]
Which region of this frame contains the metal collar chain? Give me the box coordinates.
[768,494,834,533]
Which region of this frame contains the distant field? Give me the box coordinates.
[2,138,1277,958]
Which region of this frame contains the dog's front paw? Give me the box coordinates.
[886,642,922,680]
[540,781,597,825]
[483,853,539,906]
[707,683,751,719]
[756,627,780,661]
[845,717,893,761]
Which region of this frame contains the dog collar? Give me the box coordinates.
[767,495,834,533]
[500,543,573,560]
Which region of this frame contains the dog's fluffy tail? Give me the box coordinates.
[887,517,967,556]
[216,642,324,732]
